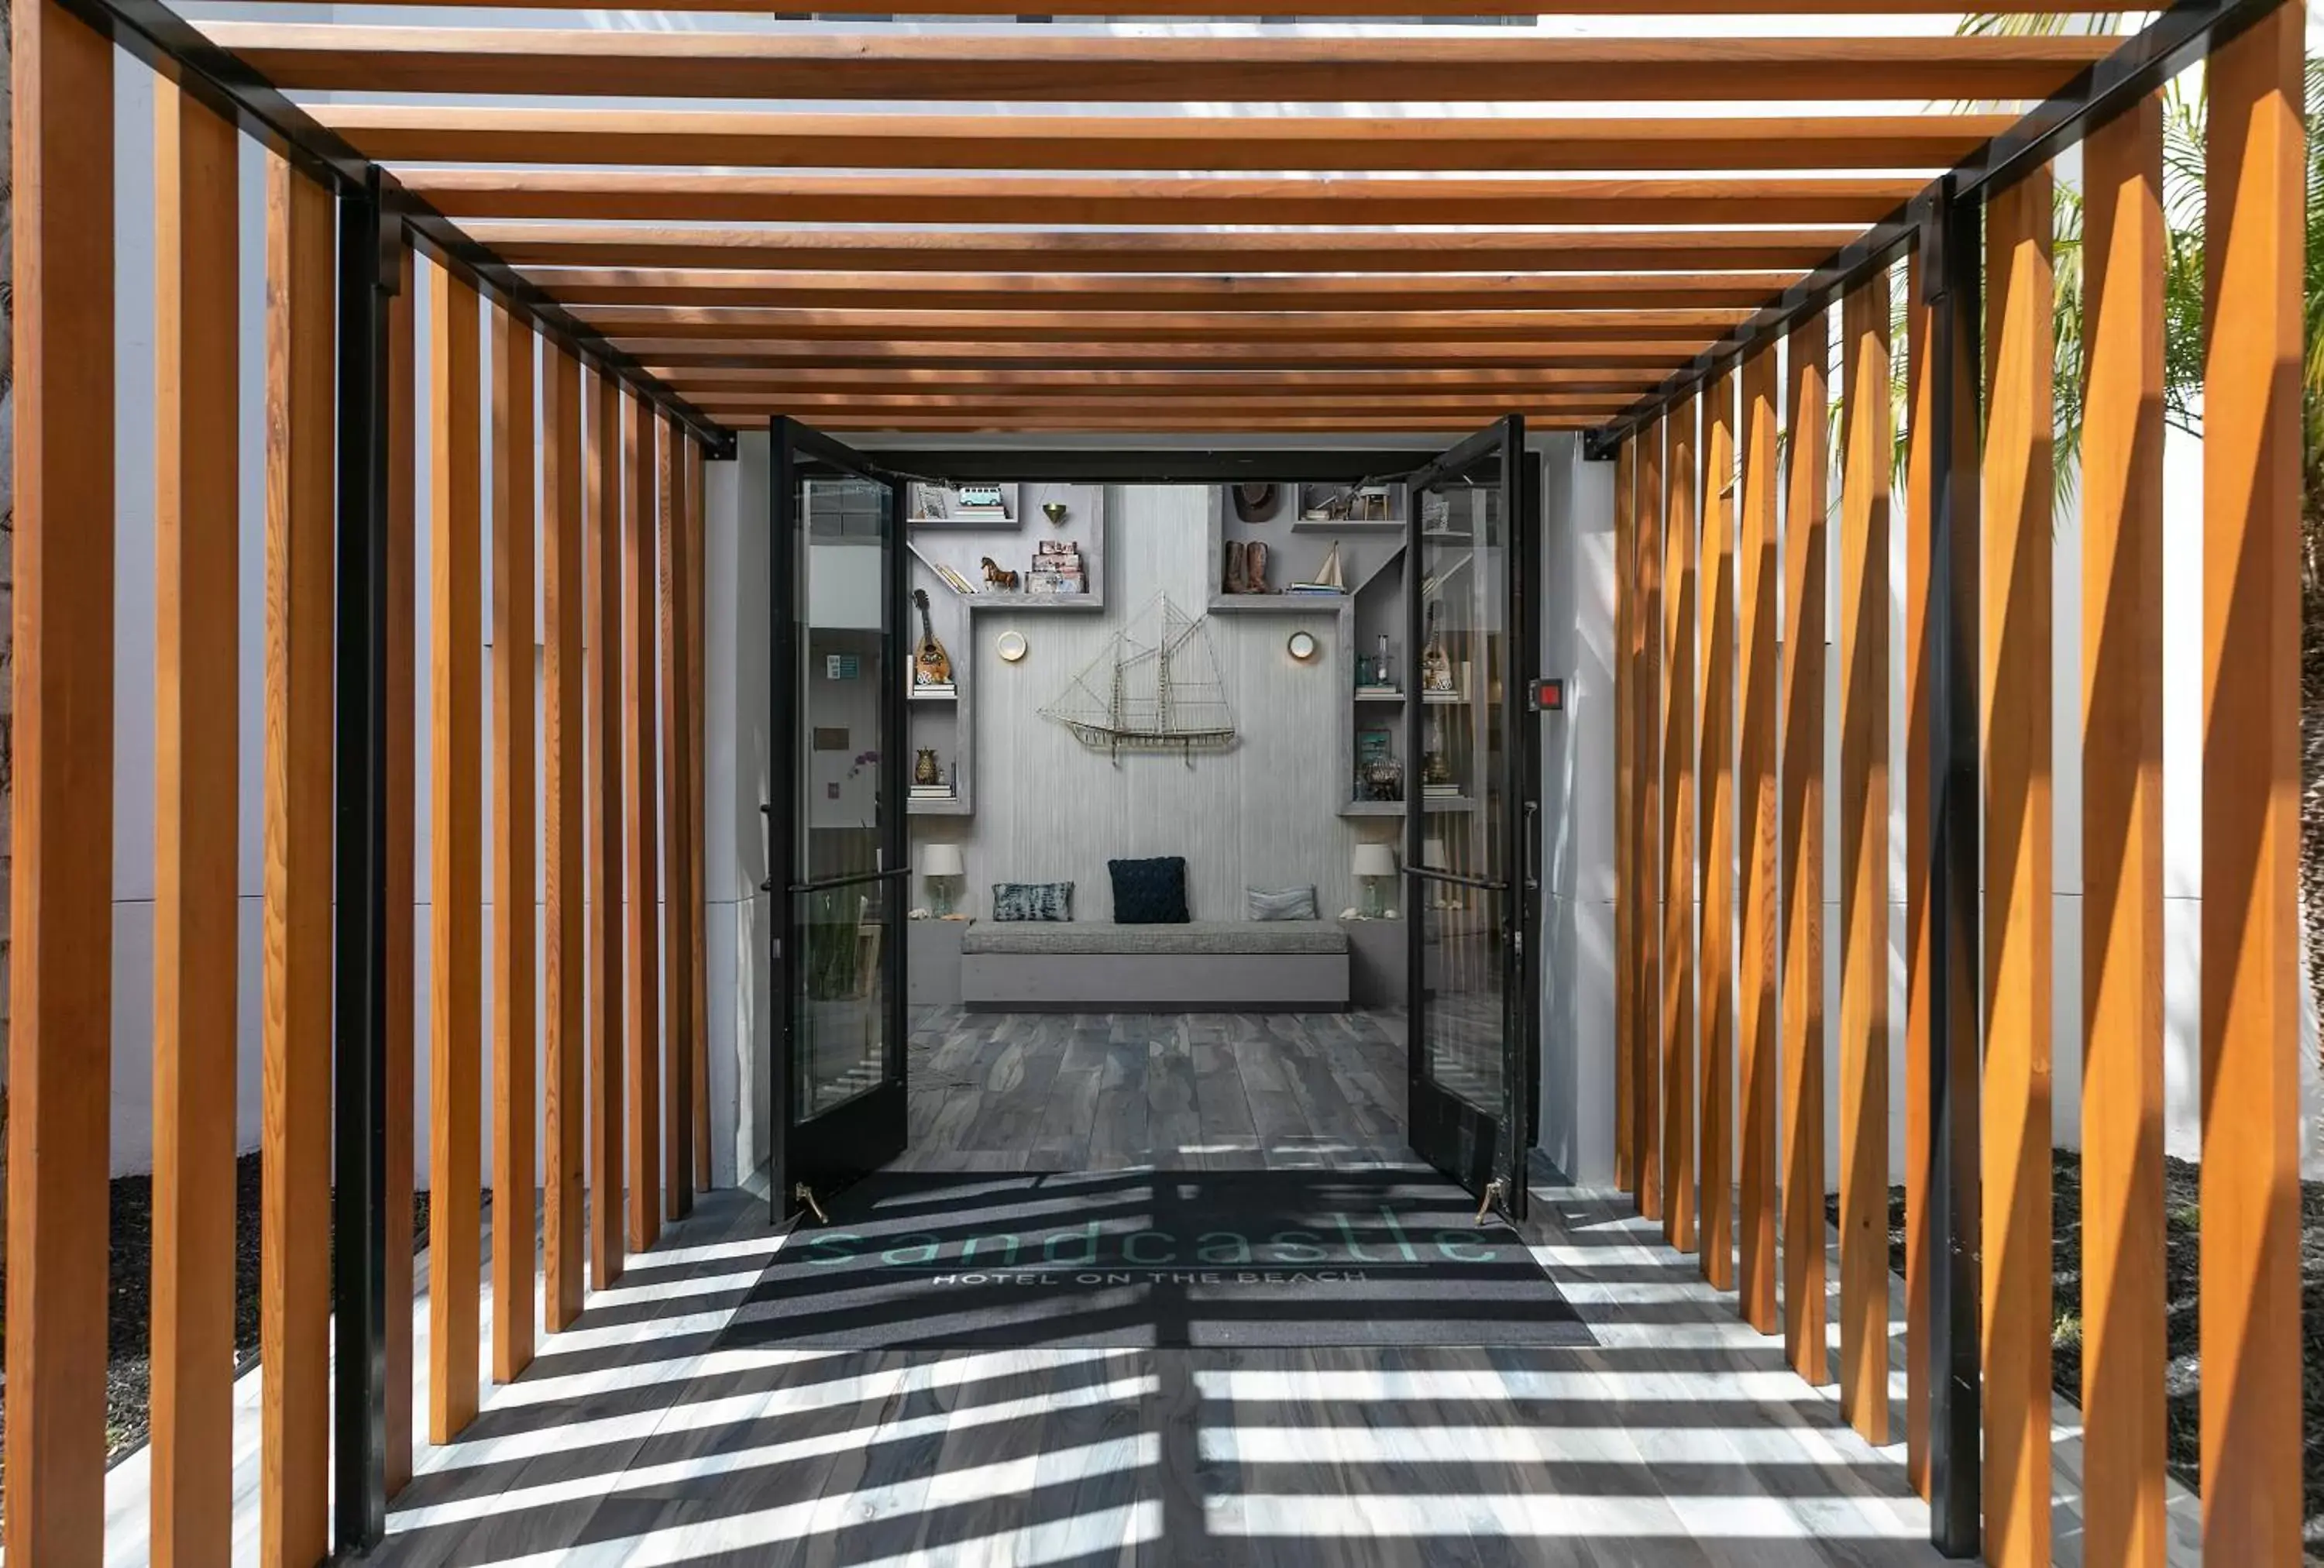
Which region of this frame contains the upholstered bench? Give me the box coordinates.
[960,920,1349,1011]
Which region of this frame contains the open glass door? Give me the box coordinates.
[769,418,909,1219]
[1404,416,1541,1221]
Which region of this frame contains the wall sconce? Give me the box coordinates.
[1286,629,1320,663]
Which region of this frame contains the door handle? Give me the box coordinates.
[1522,800,1541,894]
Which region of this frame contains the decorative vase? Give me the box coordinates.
[914,747,942,788]
[1043,501,1069,527]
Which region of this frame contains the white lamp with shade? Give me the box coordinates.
[922,842,965,917]
[1352,841,1397,920]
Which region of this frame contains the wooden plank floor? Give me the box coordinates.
[91,1009,2198,1565]
[351,1182,1949,1566]
[896,1006,1416,1172]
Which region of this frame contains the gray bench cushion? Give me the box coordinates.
[963,920,1346,958]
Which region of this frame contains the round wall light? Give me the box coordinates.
[1286,629,1320,663]
[996,629,1030,664]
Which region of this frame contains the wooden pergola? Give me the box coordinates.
[2,1,2310,1566]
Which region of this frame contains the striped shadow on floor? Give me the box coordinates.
[721,1168,1593,1350]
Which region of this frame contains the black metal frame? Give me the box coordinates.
[1401,416,1538,1222]
[329,174,396,1555]
[767,419,913,1222]
[1921,178,1985,1562]
[837,446,1447,486]
[51,0,734,460]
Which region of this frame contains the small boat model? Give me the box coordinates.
[1042,593,1236,760]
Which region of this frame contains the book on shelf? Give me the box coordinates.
[909,785,956,799]
[932,562,978,596]
[1285,583,1345,595]
[910,682,957,700]
[1354,683,1401,698]
[1423,783,1462,797]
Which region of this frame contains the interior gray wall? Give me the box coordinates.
[911,483,1385,927]
[1537,435,1618,1186]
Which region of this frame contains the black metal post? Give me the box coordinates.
[1920,177,1984,1560]
[331,170,397,1553]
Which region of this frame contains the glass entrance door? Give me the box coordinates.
[769,418,909,1217]
[1403,417,1541,1220]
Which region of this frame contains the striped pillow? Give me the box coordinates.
[992,881,1074,922]
[1246,885,1318,921]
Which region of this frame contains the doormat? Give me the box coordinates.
[717,1169,1594,1350]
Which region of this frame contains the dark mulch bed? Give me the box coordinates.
[0,1155,435,1498]
[1832,1151,2324,1541]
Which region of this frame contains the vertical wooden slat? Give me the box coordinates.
[1662,391,1699,1256]
[544,343,587,1332]
[261,156,335,1568]
[1838,275,1893,1445]
[1736,345,1779,1334]
[1614,436,1637,1196]
[382,243,418,1496]
[1779,308,1831,1387]
[2201,9,2305,1562]
[150,79,236,1568]
[490,307,538,1385]
[4,5,113,1556]
[686,438,712,1192]
[623,390,663,1253]
[1983,164,2055,1568]
[1635,416,1666,1224]
[1903,244,1937,1500]
[2082,91,2168,1568]
[587,370,627,1288]
[1700,369,1737,1291]
[428,264,484,1443]
[660,416,694,1217]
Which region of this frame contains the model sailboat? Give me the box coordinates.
[1042,593,1237,759]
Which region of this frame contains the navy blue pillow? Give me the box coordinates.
[1109,855,1189,924]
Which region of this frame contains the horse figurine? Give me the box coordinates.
[981,556,1021,591]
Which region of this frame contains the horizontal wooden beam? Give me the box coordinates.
[682,390,1638,412]
[614,338,1710,370]
[265,0,2129,16]
[651,366,1669,394]
[213,26,2113,103]
[319,106,2017,173]
[530,270,1810,313]
[750,411,1604,431]
[472,225,1850,274]
[566,305,1750,343]
[406,170,1918,228]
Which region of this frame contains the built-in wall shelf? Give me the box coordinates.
[1340,797,1478,818]
[1208,593,1346,614]
[1210,476,1502,839]
[905,481,1109,825]
[1291,518,1406,535]
[956,590,1105,613]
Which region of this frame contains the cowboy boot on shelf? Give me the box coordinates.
[1223,538,1249,595]
[1246,539,1270,594]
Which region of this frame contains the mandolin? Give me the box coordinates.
[912,588,953,686]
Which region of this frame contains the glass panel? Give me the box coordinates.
[1419,886,1507,1111]
[791,883,893,1118]
[794,472,894,886]
[789,464,896,1120]
[1415,445,1511,1113]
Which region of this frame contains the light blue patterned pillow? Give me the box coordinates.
[992,881,1074,922]
[1246,885,1318,921]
